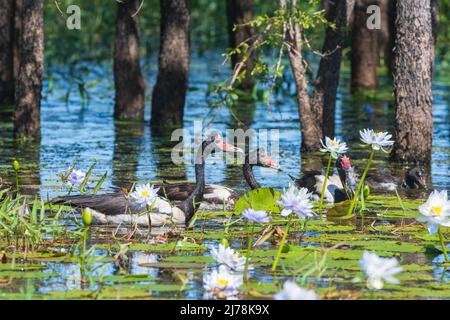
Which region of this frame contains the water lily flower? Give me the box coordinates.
[359,129,394,153]
[211,243,251,272]
[359,251,403,290]
[320,136,348,159]
[130,183,160,206]
[203,265,243,298]
[277,185,314,219]
[274,280,318,300]
[241,208,270,223]
[68,169,86,186]
[417,190,450,235]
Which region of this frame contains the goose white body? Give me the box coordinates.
[90,197,186,227]
[310,174,344,203]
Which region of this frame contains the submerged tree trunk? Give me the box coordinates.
[13,0,22,81]
[311,0,354,139]
[226,0,255,91]
[351,0,381,91]
[0,0,15,104]
[283,5,321,151]
[151,0,191,130]
[14,0,43,139]
[282,0,353,151]
[391,0,434,163]
[114,0,146,120]
[431,0,439,46]
[379,0,395,75]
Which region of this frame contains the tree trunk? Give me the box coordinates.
[379,0,395,75]
[311,0,354,139]
[14,0,43,139]
[351,0,381,91]
[280,0,321,151]
[391,0,433,163]
[151,0,191,130]
[431,0,439,45]
[226,0,255,91]
[0,0,15,104]
[114,0,146,120]
[13,0,22,81]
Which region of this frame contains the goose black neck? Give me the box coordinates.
[243,163,261,189]
[179,140,211,222]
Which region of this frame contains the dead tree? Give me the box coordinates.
[391,0,434,163]
[14,0,43,139]
[114,0,146,120]
[151,0,191,130]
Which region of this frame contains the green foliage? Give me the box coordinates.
[208,0,328,114]
[234,187,282,215]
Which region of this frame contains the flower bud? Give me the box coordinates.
[363,185,371,199]
[220,238,229,248]
[82,208,93,227]
[13,159,20,172]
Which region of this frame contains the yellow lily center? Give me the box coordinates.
[141,190,149,198]
[217,279,229,286]
[330,140,339,147]
[432,206,443,217]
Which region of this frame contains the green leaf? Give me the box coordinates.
[234,188,282,215]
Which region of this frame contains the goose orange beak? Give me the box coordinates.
[262,155,282,171]
[218,139,244,154]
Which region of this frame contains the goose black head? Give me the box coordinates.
[247,147,282,170]
[404,164,427,189]
[203,132,244,154]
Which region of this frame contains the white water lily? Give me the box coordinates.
[130,183,160,206]
[274,280,318,300]
[203,265,243,298]
[320,136,348,159]
[417,190,450,235]
[359,251,403,290]
[68,169,86,186]
[359,129,394,153]
[211,244,251,272]
[277,184,314,219]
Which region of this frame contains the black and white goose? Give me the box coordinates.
[364,163,427,191]
[292,155,355,204]
[157,147,281,210]
[51,134,231,227]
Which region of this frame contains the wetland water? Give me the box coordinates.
[0,53,449,299]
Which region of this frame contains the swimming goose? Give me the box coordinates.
[51,134,233,227]
[156,147,281,210]
[292,156,354,203]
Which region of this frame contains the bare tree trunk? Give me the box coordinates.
[14,0,43,139]
[311,0,354,139]
[0,0,15,104]
[151,0,191,130]
[391,0,433,163]
[13,0,22,81]
[379,0,395,75]
[351,0,381,91]
[431,0,439,45]
[226,0,255,91]
[281,0,321,151]
[114,0,146,120]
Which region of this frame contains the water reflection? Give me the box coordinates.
[0,52,447,198]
